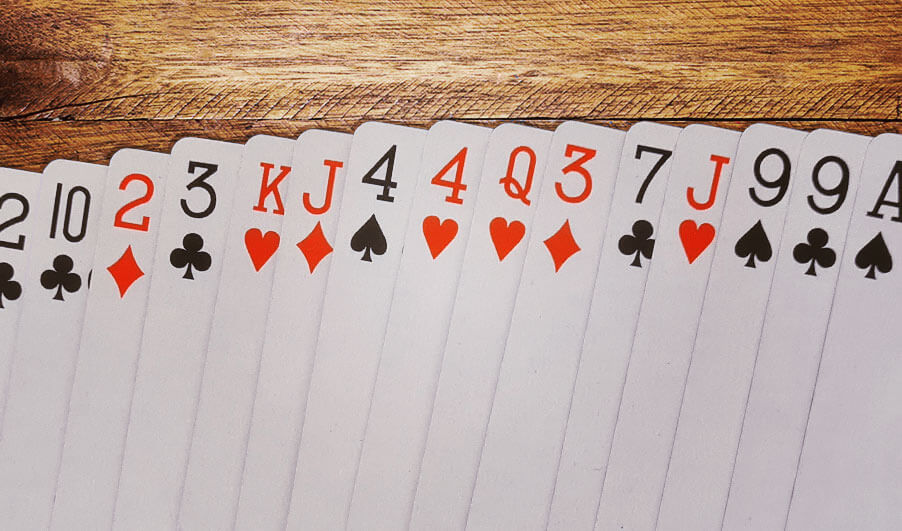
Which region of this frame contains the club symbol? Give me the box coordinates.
[40,254,82,301]
[0,262,22,309]
[855,232,893,279]
[734,220,773,268]
[350,214,387,262]
[170,233,212,280]
[618,220,655,267]
[793,228,836,276]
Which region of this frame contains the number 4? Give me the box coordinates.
[362,145,398,203]
[431,148,468,205]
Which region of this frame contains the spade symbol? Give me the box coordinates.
[618,220,655,268]
[170,233,212,280]
[734,220,773,268]
[0,262,22,309]
[855,232,892,279]
[351,214,387,262]
[793,228,836,276]
[40,254,82,301]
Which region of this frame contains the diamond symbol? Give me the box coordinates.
[544,220,581,273]
[107,245,144,298]
[297,221,333,273]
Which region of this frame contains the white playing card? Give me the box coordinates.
[655,124,807,530]
[234,129,351,531]
[346,121,492,530]
[113,138,244,530]
[549,122,681,531]
[467,121,624,530]
[286,122,427,530]
[50,149,168,530]
[0,168,41,423]
[0,160,106,529]
[410,123,553,530]
[179,135,294,530]
[595,124,740,531]
[786,133,902,529]
[721,129,871,530]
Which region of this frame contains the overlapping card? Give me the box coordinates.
[0,120,899,530]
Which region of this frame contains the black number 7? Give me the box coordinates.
[634,145,672,204]
[362,145,398,203]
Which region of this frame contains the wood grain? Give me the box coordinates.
[0,1,899,170]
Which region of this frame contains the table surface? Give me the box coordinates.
[1,0,899,171]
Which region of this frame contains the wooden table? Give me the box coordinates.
[1,0,899,171]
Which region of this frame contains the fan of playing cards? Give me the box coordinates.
[0,121,899,530]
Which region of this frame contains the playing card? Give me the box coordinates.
[0,160,106,529]
[410,123,553,530]
[549,122,681,531]
[655,124,807,530]
[0,168,41,423]
[346,121,492,530]
[286,122,427,530]
[721,129,871,530]
[595,124,740,530]
[50,149,168,530]
[786,133,902,529]
[178,135,294,530]
[467,121,624,530]
[113,138,243,529]
[234,130,351,531]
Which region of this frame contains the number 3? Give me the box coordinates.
[556,144,596,203]
[114,173,155,232]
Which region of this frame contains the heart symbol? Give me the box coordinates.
[679,220,715,264]
[245,228,280,271]
[422,216,458,259]
[489,217,526,262]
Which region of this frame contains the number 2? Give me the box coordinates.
[431,148,468,205]
[0,193,29,250]
[114,173,155,232]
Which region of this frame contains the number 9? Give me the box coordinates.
[748,148,790,207]
[807,155,849,215]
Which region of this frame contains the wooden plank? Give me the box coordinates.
[1,1,899,122]
[1,119,899,172]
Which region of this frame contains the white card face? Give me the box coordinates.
[0,160,106,529]
[410,123,554,530]
[549,122,681,531]
[179,135,294,530]
[0,168,41,423]
[722,129,871,530]
[655,125,808,530]
[467,122,624,530]
[235,130,351,531]
[786,133,902,530]
[347,121,491,530]
[113,138,244,530]
[286,122,427,530]
[51,149,168,531]
[596,124,741,531]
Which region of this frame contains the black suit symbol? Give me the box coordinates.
[618,220,655,268]
[40,254,82,301]
[735,220,773,268]
[793,228,836,276]
[855,233,893,279]
[351,214,387,262]
[170,233,212,280]
[0,262,22,309]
